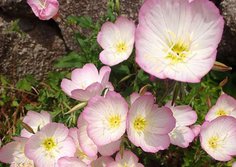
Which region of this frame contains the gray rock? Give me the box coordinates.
[216,0,236,66]
[0,14,66,81]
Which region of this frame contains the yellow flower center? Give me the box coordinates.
[208,136,220,150]
[216,109,227,116]
[116,42,127,53]
[109,115,121,128]
[166,40,190,64]
[133,116,147,131]
[42,138,56,151]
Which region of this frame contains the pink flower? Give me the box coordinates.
[91,156,114,167]
[77,114,121,157]
[58,157,87,167]
[127,95,175,153]
[166,103,197,148]
[135,0,224,83]
[61,63,113,101]
[97,16,136,66]
[25,123,76,167]
[27,0,59,20]
[200,116,236,161]
[21,110,52,138]
[108,150,144,167]
[0,137,34,166]
[69,128,97,165]
[83,91,128,146]
[205,94,236,122]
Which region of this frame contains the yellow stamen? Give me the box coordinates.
[216,109,227,116]
[116,42,127,53]
[166,40,190,64]
[109,115,121,128]
[42,138,56,151]
[133,116,147,131]
[208,136,220,150]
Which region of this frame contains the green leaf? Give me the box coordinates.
[54,52,85,68]
[16,78,32,91]
[67,16,93,28]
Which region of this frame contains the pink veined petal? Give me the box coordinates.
[71,64,99,87]
[115,150,139,162]
[41,123,69,142]
[71,82,103,101]
[99,49,131,66]
[60,79,79,97]
[98,139,121,156]
[99,66,114,90]
[169,126,195,148]
[97,22,119,49]
[115,16,136,45]
[166,104,197,126]
[190,124,201,137]
[56,137,76,159]
[78,122,98,157]
[142,133,170,153]
[146,106,176,134]
[0,141,21,163]
[58,157,87,167]
[91,156,114,167]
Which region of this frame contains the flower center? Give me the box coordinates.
[216,109,227,117]
[42,138,56,151]
[208,136,220,150]
[116,42,127,53]
[109,115,121,128]
[133,116,147,131]
[166,32,190,64]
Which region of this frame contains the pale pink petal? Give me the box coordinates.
[61,79,79,97]
[71,64,99,87]
[91,156,114,167]
[99,50,131,66]
[71,83,103,101]
[169,126,195,148]
[191,124,201,137]
[58,157,87,167]
[97,22,119,49]
[77,117,98,157]
[107,150,144,167]
[98,139,121,156]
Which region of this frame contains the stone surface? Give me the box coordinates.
[217,0,236,67]
[0,14,67,81]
